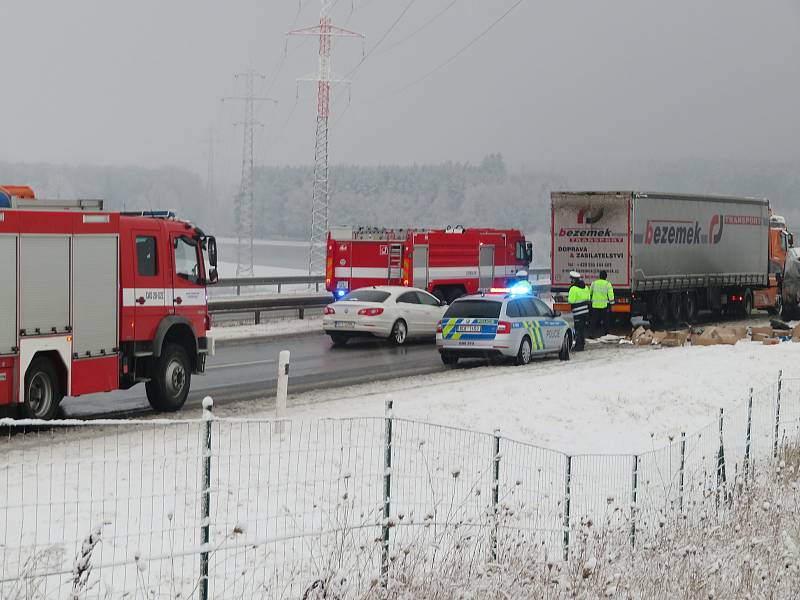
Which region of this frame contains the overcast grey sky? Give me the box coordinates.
[2,1,798,185]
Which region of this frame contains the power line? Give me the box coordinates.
[375,0,526,101]
[343,0,417,80]
[375,0,459,56]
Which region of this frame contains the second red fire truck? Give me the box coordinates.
[0,186,217,420]
[325,226,532,302]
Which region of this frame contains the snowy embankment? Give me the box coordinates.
[210,317,323,342]
[267,339,800,454]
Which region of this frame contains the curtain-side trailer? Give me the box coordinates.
[551,191,787,324]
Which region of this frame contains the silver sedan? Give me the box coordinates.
[323,286,447,346]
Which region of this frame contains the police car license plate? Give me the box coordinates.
[334,321,355,329]
[457,325,481,333]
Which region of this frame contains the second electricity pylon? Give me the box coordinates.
[288,1,363,276]
[224,70,276,276]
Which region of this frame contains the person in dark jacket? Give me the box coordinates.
[568,271,590,351]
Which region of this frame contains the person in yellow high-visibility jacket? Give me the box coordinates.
[568,271,591,351]
[589,270,614,337]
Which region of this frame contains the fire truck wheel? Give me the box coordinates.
[515,337,532,366]
[558,333,571,361]
[390,320,408,346]
[23,357,62,420]
[146,343,191,412]
[329,333,349,346]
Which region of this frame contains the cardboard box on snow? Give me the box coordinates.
[763,338,780,346]
[750,326,773,337]
[751,333,770,342]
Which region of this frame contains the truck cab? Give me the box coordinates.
[0,188,217,419]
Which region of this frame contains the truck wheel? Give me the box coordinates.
[389,320,408,346]
[741,289,753,317]
[559,332,571,361]
[440,352,459,367]
[669,293,683,324]
[329,333,349,346]
[146,343,191,412]
[682,292,698,324]
[767,293,782,317]
[653,292,670,326]
[23,357,62,420]
[515,336,532,366]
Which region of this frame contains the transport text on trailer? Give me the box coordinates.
[0,187,218,419]
[550,191,792,324]
[325,226,533,303]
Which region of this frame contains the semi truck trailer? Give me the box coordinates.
[551,191,792,324]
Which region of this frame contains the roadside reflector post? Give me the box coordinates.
[275,351,290,434]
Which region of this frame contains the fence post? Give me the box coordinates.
[562,455,572,561]
[275,351,290,434]
[716,408,727,509]
[744,388,753,485]
[678,432,686,513]
[630,455,638,548]
[255,311,261,325]
[381,399,394,588]
[774,370,783,458]
[490,429,500,562]
[299,307,305,320]
[278,282,282,293]
[200,397,214,600]
[236,285,241,296]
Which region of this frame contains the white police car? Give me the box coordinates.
[436,292,573,367]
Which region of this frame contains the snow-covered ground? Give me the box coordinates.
[211,317,323,342]
[254,338,800,454]
[3,338,799,597]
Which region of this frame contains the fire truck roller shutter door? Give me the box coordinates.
[0,235,16,354]
[20,235,70,336]
[479,245,495,289]
[72,236,118,357]
[413,245,429,289]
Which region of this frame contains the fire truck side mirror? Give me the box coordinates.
[208,268,219,285]
[525,242,533,265]
[207,236,218,268]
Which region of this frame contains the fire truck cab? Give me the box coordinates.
[0,189,217,419]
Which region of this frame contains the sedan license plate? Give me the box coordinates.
[457,325,482,333]
[334,321,355,329]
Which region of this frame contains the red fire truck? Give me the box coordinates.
[325,226,532,302]
[0,187,217,419]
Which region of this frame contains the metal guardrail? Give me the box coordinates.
[216,276,325,295]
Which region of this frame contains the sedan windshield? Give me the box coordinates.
[443,300,502,319]
[340,290,391,303]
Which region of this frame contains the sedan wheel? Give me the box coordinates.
[390,320,408,345]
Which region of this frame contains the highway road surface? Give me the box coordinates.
[60,333,445,418]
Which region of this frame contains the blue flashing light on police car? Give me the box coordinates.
[335,289,347,298]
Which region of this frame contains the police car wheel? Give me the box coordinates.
[515,337,532,366]
[390,320,408,346]
[559,333,571,361]
[440,352,458,366]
